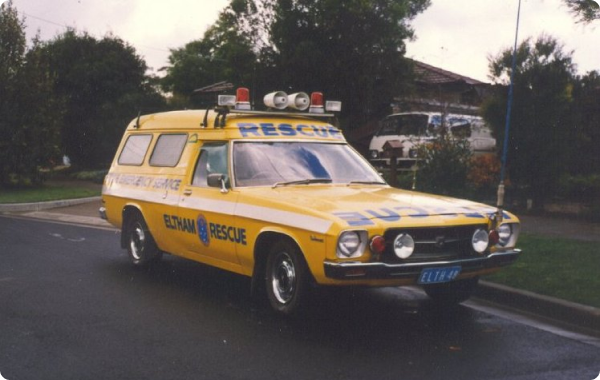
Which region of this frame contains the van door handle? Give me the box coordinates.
[183,189,192,196]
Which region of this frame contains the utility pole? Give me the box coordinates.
[496,0,522,223]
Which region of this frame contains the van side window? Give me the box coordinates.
[118,134,152,166]
[192,143,229,187]
[149,134,187,167]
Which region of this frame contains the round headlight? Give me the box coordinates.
[472,228,489,254]
[393,233,415,259]
[338,231,361,257]
[498,224,512,246]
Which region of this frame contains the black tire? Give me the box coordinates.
[422,277,479,305]
[125,213,162,266]
[265,240,309,315]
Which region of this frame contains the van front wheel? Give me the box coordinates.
[265,240,309,315]
[126,214,162,266]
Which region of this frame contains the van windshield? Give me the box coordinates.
[377,114,429,136]
[233,142,383,187]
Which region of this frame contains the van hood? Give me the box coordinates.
[240,185,513,229]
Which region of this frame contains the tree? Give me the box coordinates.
[0,1,62,186]
[162,0,430,120]
[563,0,600,23]
[42,30,167,167]
[483,35,576,209]
[568,70,600,175]
[0,0,26,185]
[8,36,64,184]
[162,5,259,107]
[0,1,24,83]
[266,0,429,122]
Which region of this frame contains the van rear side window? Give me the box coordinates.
[118,134,152,166]
[149,134,188,167]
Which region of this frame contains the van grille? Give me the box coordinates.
[382,225,488,263]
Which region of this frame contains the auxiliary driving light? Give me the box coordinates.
[393,233,415,259]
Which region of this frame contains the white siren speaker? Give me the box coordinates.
[288,92,310,111]
[263,91,288,109]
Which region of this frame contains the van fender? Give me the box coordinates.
[250,227,314,297]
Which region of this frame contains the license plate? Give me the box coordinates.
[418,266,462,284]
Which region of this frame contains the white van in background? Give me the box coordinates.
[368,112,496,168]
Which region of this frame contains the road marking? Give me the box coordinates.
[465,299,600,348]
[0,214,118,232]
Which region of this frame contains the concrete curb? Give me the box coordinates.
[476,281,600,336]
[14,210,114,228]
[0,196,102,213]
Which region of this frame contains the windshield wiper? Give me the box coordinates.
[272,178,333,188]
[347,180,386,186]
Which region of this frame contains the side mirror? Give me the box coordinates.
[207,173,229,194]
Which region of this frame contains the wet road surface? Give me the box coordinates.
[0,216,598,380]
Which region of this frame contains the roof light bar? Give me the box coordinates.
[222,88,341,115]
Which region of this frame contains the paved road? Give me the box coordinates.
[0,216,598,380]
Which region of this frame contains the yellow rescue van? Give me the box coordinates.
[100,88,521,314]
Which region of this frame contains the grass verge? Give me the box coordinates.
[485,233,600,308]
[0,184,100,204]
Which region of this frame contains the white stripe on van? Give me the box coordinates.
[185,197,332,234]
[105,188,333,234]
[103,187,180,206]
[235,203,332,234]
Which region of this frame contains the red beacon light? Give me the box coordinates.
[309,92,324,114]
[235,87,251,110]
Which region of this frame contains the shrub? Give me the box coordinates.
[468,154,502,190]
[71,170,108,184]
[558,174,600,201]
[415,134,472,197]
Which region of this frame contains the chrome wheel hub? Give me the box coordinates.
[271,252,296,304]
[130,224,145,260]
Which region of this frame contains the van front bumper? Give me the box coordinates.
[324,249,521,280]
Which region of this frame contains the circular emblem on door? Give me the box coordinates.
[197,214,210,247]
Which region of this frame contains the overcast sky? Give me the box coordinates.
[12,0,600,82]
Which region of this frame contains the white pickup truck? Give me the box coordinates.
[368,112,496,168]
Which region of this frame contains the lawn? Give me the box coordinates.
[485,233,600,308]
[0,184,100,204]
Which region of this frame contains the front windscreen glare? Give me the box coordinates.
[233,142,383,187]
